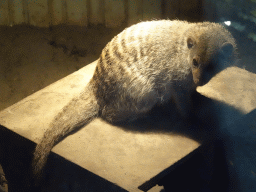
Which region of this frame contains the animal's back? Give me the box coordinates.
[96,20,192,81]
[92,20,236,121]
[93,20,192,122]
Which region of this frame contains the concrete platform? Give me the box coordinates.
[222,108,256,192]
[0,60,255,191]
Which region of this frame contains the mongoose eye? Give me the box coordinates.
[187,38,194,49]
[192,59,199,67]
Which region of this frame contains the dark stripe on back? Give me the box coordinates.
[96,57,103,74]
[104,49,113,66]
[121,39,127,53]
[140,47,144,57]
[113,44,124,61]
[130,47,138,62]
[94,65,100,76]
[118,64,125,74]
[99,56,103,66]
[98,50,109,75]
[135,36,144,57]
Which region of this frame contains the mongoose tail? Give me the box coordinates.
[32,82,99,181]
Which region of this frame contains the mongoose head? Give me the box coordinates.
[187,33,236,86]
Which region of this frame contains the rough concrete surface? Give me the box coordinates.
[0,61,256,191]
[0,25,122,111]
[223,109,256,192]
[197,66,256,126]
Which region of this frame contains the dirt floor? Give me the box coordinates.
[0,24,124,111]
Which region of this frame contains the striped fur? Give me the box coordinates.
[32,20,237,184]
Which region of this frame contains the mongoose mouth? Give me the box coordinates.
[194,79,204,86]
[196,80,203,86]
[193,78,200,85]
[197,75,212,87]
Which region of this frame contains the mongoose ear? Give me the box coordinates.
[187,37,195,49]
[220,42,233,58]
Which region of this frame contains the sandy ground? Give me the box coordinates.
[0,24,123,111]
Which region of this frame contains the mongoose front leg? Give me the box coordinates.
[172,87,194,119]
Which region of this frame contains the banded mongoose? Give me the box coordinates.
[32,20,237,181]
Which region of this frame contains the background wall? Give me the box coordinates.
[0,0,203,28]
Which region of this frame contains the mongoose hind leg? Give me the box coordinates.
[101,96,159,123]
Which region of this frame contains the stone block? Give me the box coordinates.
[0,60,255,191]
